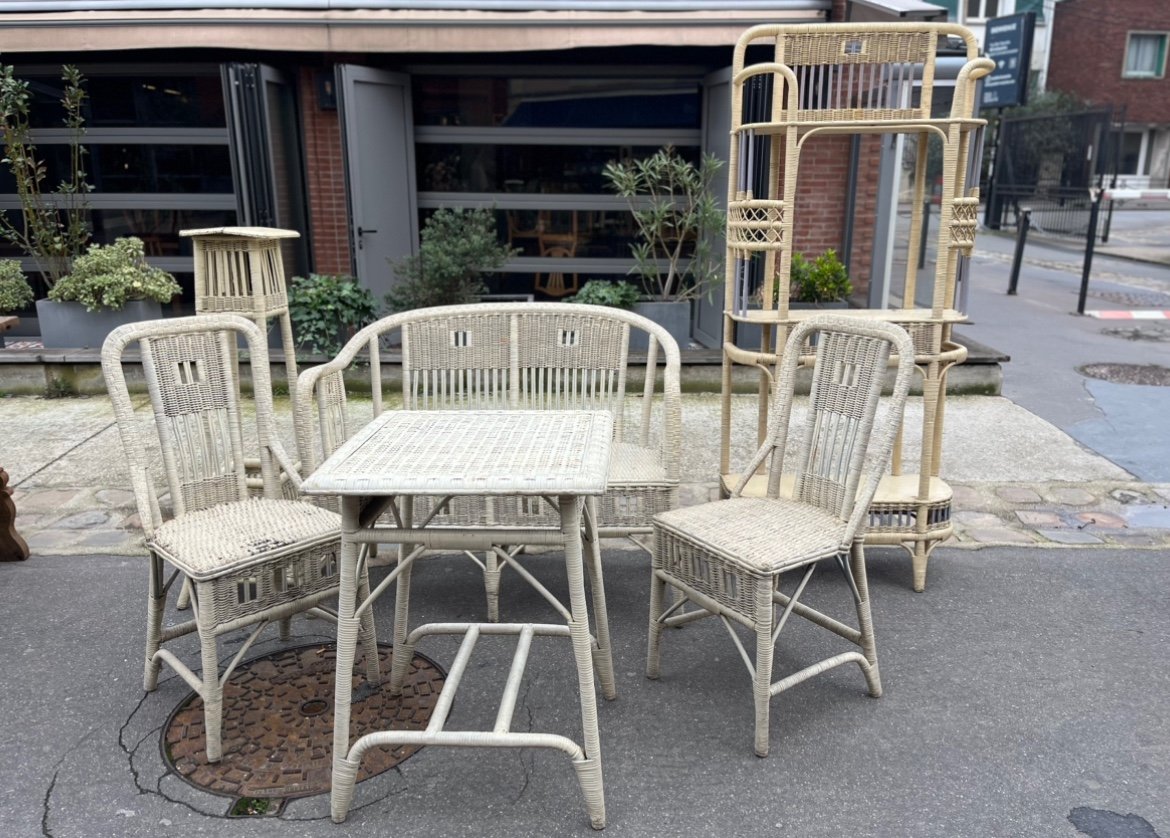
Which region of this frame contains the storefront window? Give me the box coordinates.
[413,76,700,129]
[413,72,704,298]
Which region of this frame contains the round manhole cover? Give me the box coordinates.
[162,643,445,802]
[1078,363,1170,386]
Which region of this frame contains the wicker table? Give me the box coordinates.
[301,410,614,828]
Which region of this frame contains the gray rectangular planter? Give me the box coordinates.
[632,300,691,352]
[36,298,163,349]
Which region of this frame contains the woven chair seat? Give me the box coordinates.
[609,441,670,488]
[150,497,340,581]
[656,497,846,575]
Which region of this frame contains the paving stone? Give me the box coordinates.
[1109,489,1147,505]
[966,527,1036,544]
[1045,487,1096,506]
[1122,505,1170,529]
[52,510,113,529]
[1074,511,1126,530]
[949,484,982,506]
[1015,510,1064,527]
[953,510,1004,526]
[1037,529,1104,545]
[95,488,136,508]
[16,488,83,512]
[995,486,1042,504]
[24,529,86,550]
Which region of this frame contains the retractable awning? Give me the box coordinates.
[0,2,831,53]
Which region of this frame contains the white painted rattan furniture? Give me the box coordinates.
[649,316,915,757]
[300,409,613,827]
[295,302,681,620]
[101,314,378,763]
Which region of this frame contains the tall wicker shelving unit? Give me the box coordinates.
[719,23,994,591]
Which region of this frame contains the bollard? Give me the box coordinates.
[1007,207,1031,295]
[918,197,932,270]
[1077,191,1103,316]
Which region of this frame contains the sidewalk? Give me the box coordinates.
[5,392,1170,561]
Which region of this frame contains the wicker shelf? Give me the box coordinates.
[719,22,994,591]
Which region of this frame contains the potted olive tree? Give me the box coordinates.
[37,237,180,348]
[602,146,724,349]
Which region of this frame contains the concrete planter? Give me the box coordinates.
[632,299,691,352]
[36,298,163,349]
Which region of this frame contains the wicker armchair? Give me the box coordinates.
[101,314,378,762]
[296,302,682,620]
[648,315,915,757]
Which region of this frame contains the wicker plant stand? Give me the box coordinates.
[181,225,306,466]
[718,23,994,591]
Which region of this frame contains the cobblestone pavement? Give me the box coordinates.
[5,392,1169,557]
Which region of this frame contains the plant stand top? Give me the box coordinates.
[181,226,300,319]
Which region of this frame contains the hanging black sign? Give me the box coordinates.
[980,11,1036,109]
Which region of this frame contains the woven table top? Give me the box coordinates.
[301,410,613,497]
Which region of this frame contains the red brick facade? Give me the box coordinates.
[1047,0,1170,124]
[791,134,880,288]
[298,67,351,277]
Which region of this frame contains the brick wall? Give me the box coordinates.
[1047,0,1170,124]
[788,134,880,296]
[298,67,351,276]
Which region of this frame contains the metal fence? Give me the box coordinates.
[985,107,1121,239]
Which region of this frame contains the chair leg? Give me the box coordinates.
[646,566,668,681]
[484,548,501,622]
[198,622,225,763]
[278,616,292,641]
[143,554,166,691]
[752,575,775,758]
[176,577,191,611]
[850,543,883,698]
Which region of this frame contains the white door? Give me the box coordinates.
[336,66,418,300]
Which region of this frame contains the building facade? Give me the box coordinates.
[0,0,965,345]
[1046,0,1170,188]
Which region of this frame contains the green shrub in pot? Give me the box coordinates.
[569,279,641,309]
[0,260,34,313]
[787,249,853,305]
[48,237,180,312]
[288,273,378,355]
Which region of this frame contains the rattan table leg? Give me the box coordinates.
[583,496,616,701]
[559,495,606,829]
[331,495,363,824]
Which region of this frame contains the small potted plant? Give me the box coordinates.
[37,236,181,348]
[288,273,378,355]
[789,249,853,308]
[603,146,724,348]
[0,259,34,347]
[569,279,641,310]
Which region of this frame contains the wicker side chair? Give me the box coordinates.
[296,302,682,620]
[101,314,378,763]
[647,315,915,757]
